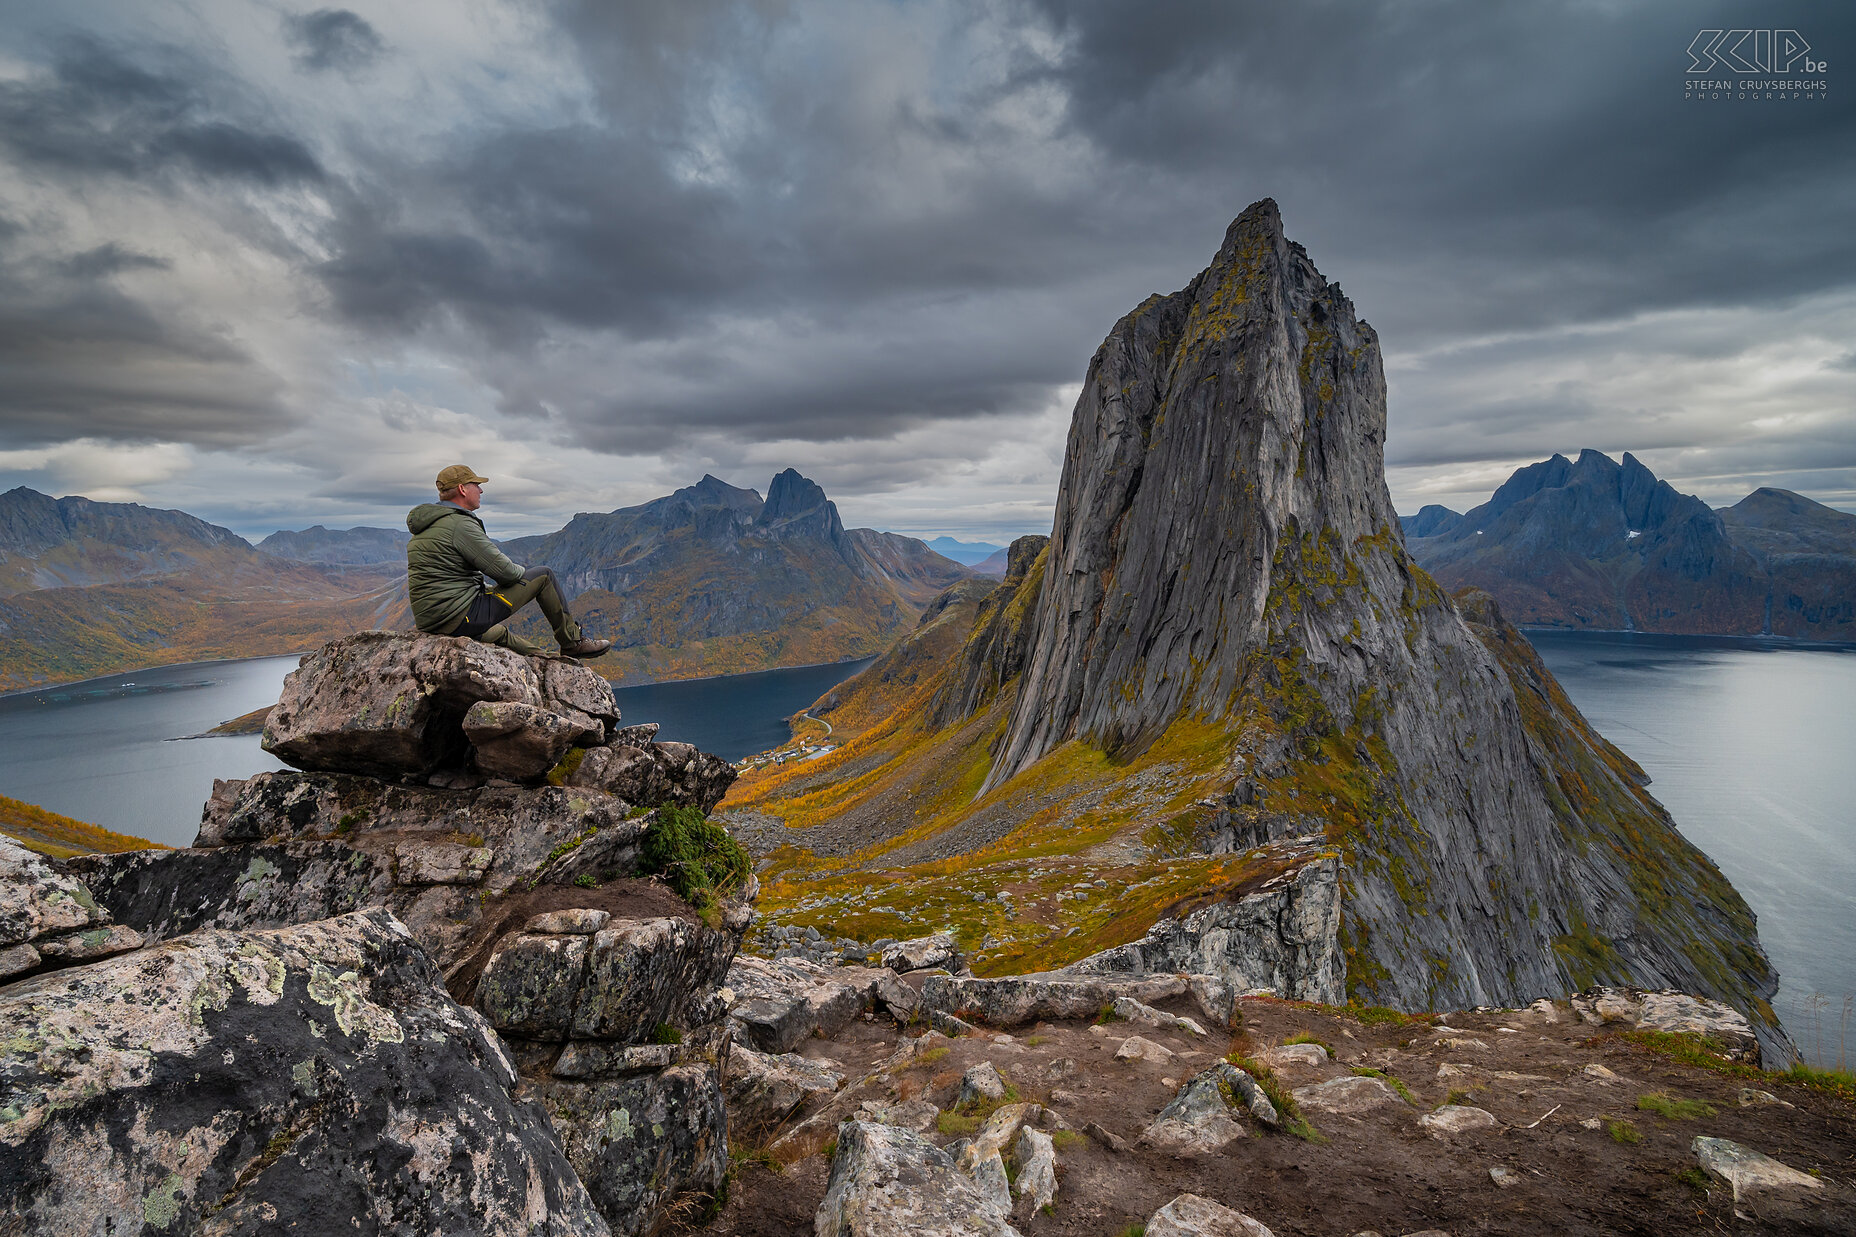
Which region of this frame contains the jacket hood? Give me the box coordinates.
[407,503,478,535]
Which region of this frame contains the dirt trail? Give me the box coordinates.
[688,995,1855,1236]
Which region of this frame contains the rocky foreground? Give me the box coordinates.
[699,957,1853,1237]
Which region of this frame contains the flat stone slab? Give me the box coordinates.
[922,972,1230,1028]
[1419,1105,1500,1138]
[1693,1137,1825,1203]
[1258,1042,1329,1070]
[1147,1192,1275,1237]
[1293,1074,1405,1114]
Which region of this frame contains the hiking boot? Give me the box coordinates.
[559,637,612,659]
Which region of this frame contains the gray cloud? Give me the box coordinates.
[284,9,386,74]
[0,37,324,186]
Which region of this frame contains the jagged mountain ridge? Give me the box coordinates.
[726,200,1783,1058]
[1401,455,1855,638]
[497,468,972,686]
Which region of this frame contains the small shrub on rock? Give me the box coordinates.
[641,805,750,918]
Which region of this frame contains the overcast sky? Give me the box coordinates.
[0,0,1851,542]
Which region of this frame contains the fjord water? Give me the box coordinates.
[1529,631,1856,1065]
[0,654,872,851]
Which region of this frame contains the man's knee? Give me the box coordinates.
[522,565,557,587]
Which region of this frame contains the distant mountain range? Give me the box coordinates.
[0,487,407,692]
[257,525,409,565]
[0,471,972,691]
[1401,450,1856,639]
[920,536,1005,567]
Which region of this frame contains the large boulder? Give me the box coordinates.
[476,909,748,1046]
[723,955,883,1053]
[567,742,739,815]
[816,1121,1021,1237]
[1139,1064,1250,1155]
[261,631,617,782]
[0,907,608,1235]
[0,837,142,983]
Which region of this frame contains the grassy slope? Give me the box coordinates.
[727,559,1768,1017]
[0,793,162,859]
[723,564,1300,974]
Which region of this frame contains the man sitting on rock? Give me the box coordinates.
[407,464,611,659]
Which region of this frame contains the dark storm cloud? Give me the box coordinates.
[56,243,170,279]
[0,37,323,186]
[283,0,1856,470]
[0,266,284,447]
[283,9,386,74]
[1025,0,1856,339]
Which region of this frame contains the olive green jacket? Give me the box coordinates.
[405,503,525,634]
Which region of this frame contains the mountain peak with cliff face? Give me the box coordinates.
[1403,453,1850,637]
[730,199,1786,1060]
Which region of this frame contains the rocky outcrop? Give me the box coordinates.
[454,890,752,1237]
[928,534,1049,727]
[941,199,1781,1054]
[73,633,741,977]
[0,907,608,1235]
[0,836,142,982]
[816,1120,1021,1237]
[1063,842,1343,1003]
[260,631,622,783]
[920,971,1233,1029]
[74,772,648,969]
[48,630,756,1237]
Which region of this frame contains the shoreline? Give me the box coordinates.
[0,650,316,703]
[1520,626,1856,653]
[2,646,881,702]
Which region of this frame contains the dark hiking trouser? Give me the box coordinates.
[447,566,583,655]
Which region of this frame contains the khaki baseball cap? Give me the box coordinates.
[436,464,489,491]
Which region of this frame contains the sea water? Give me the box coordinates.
[0,655,871,850]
